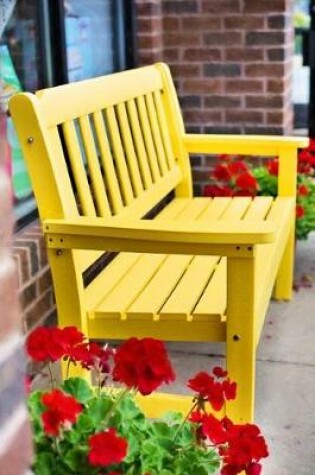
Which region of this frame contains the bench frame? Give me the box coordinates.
[10,63,308,422]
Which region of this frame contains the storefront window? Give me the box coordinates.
[0,0,133,226]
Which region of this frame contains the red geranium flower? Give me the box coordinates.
[296,205,305,219]
[41,389,82,436]
[298,184,309,196]
[235,173,258,191]
[212,164,232,182]
[112,337,175,395]
[88,429,128,467]
[213,367,228,378]
[187,371,236,411]
[204,184,233,197]
[228,161,249,176]
[266,159,279,176]
[26,327,65,362]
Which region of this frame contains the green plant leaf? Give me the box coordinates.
[34,452,56,475]
[62,377,94,403]
[87,396,113,428]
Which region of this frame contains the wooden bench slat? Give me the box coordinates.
[220,197,252,221]
[62,121,96,216]
[116,102,145,196]
[193,257,227,319]
[197,197,232,221]
[95,254,167,318]
[243,197,273,221]
[136,95,161,182]
[153,90,176,170]
[105,106,134,205]
[78,115,111,217]
[155,198,193,220]
[159,256,220,320]
[173,197,211,221]
[145,93,169,176]
[126,99,153,189]
[92,111,124,214]
[126,255,194,319]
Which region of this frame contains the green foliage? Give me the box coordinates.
[30,387,220,475]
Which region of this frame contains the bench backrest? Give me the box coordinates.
[10,63,192,273]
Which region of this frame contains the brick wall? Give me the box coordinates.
[135,0,294,193]
[0,111,33,473]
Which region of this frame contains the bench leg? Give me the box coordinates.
[226,256,256,423]
[273,225,295,301]
[49,249,91,383]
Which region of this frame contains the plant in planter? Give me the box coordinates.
[26,326,269,475]
[203,144,315,240]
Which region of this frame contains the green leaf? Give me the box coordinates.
[63,447,88,472]
[62,377,94,403]
[34,452,56,475]
[28,391,44,418]
[87,396,113,428]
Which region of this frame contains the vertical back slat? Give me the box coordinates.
[126,99,153,189]
[136,95,161,182]
[62,121,96,216]
[105,106,134,205]
[116,103,144,196]
[78,115,111,217]
[92,111,123,214]
[145,93,168,175]
[153,90,176,169]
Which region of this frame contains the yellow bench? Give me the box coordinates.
[10,63,307,423]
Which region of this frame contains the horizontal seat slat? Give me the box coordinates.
[243,196,273,221]
[159,256,220,320]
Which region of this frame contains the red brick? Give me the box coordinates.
[183,79,223,94]
[137,17,162,33]
[202,0,242,13]
[137,50,163,64]
[267,111,286,124]
[24,290,55,330]
[38,268,53,293]
[224,16,265,29]
[225,79,264,93]
[245,63,285,78]
[138,34,162,49]
[163,48,180,62]
[204,31,242,46]
[164,32,201,47]
[267,79,285,93]
[163,0,198,14]
[205,96,242,108]
[182,16,222,30]
[246,31,285,46]
[243,0,287,13]
[183,48,221,62]
[171,64,201,78]
[225,110,264,123]
[162,16,180,30]
[246,95,284,108]
[183,109,223,123]
[225,48,264,62]
[136,2,161,16]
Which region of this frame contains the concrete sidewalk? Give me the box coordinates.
[166,233,315,475]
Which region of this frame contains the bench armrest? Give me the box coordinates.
[44,217,276,257]
[184,133,309,198]
[184,133,308,156]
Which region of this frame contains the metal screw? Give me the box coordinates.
[56,249,63,256]
[27,136,34,144]
[233,334,241,342]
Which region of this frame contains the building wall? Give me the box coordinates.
[136,0,294,193]
[0,112,33,473]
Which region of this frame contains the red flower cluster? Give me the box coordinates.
[266,158,278,176]
[112,337,175,395]
[296,204,305,219]
[187,367,236,411]
[41,389,82,436]
[206,158,258,198]
[26,326,112,373]
[189,411,268,475]
[88,428,127,467]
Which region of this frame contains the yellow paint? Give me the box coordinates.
[9,63,305,422]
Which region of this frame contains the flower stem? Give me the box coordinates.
[48,362,54,389]
[173,400,199,443]
[102,387,130,428]
[66,358,71,380]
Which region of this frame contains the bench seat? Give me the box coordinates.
[87,196,294,343]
